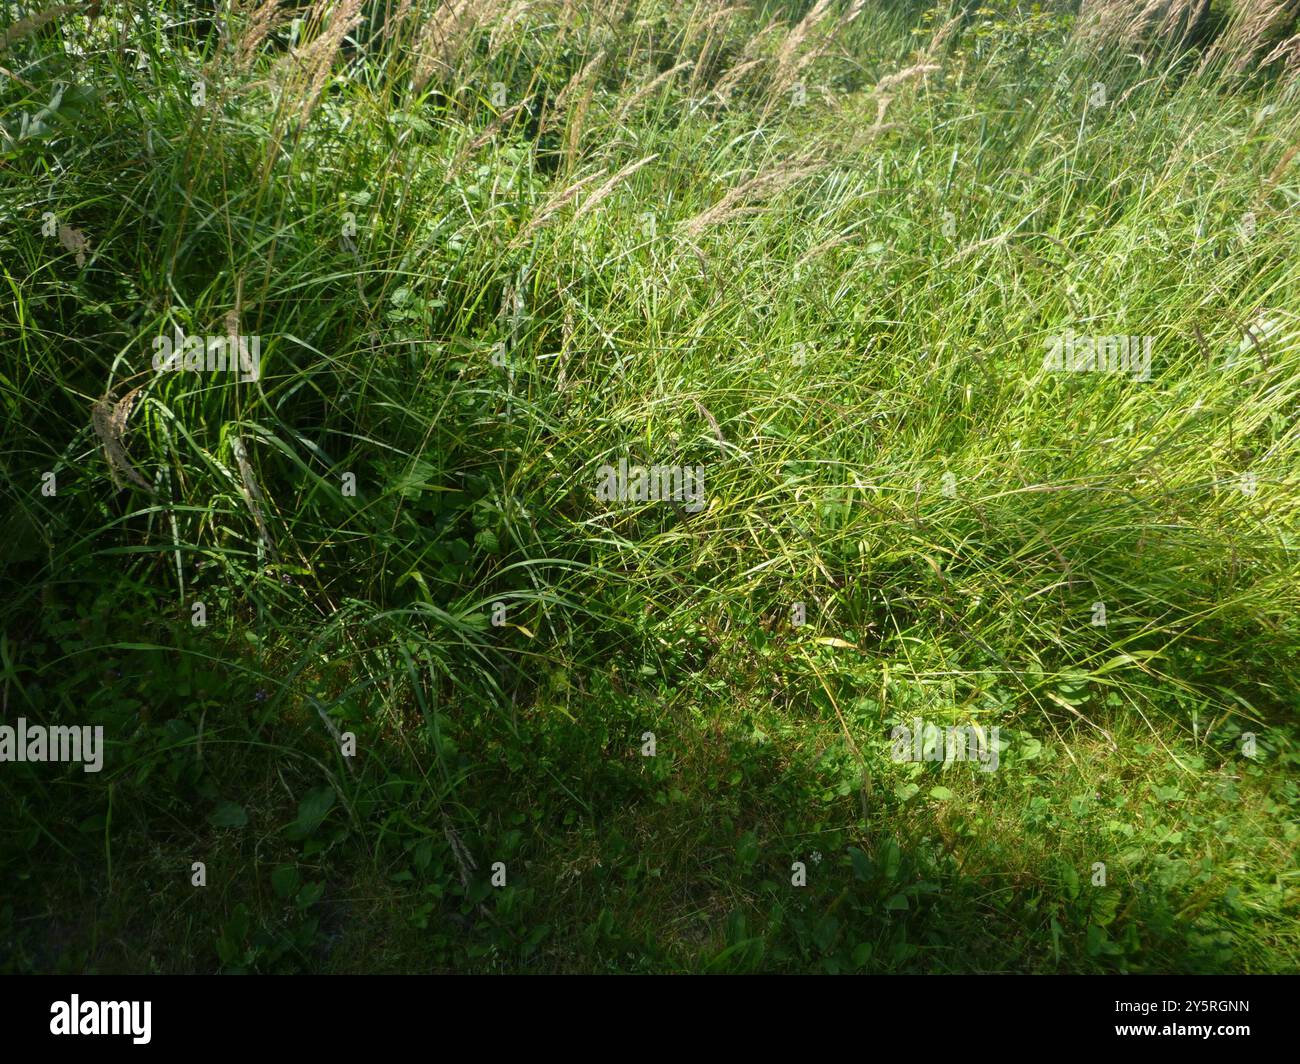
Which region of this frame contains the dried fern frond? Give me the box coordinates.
[683,160,822,236]
[92,387,153,492]
[1202,0,1300,77]
[772,0,835,94]
[234,0,291,72]
[616,60,693,121]
[570,153,658,222]
[295,0,364,120]
[231,436,278,559]
[873,62,939,95]
[57,224,89,267]
[412,0,508,93]
[0,4,72,55]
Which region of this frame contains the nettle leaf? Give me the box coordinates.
[286,786,336,840]
[1056,670,1091,705]
[209,800,248,828]
[1091,889,1121,927]
[736,831,759,868]
[271,864,300,899]
[849,846,875,881]
[881,839,902,881]
[297,881,325,908]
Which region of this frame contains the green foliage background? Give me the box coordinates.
[1,0,1297,972]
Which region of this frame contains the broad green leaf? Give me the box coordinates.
[209,801,248,828]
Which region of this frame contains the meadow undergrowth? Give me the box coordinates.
[1,0,1297,973]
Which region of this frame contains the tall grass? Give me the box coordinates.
[1,0,1297,973]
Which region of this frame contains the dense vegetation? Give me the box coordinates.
[1,0,1297,973]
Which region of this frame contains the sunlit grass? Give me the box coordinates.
[1,0,1297,973]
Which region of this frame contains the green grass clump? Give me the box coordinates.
[1,0,1297,973]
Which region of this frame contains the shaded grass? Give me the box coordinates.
[1,0,1298,973]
